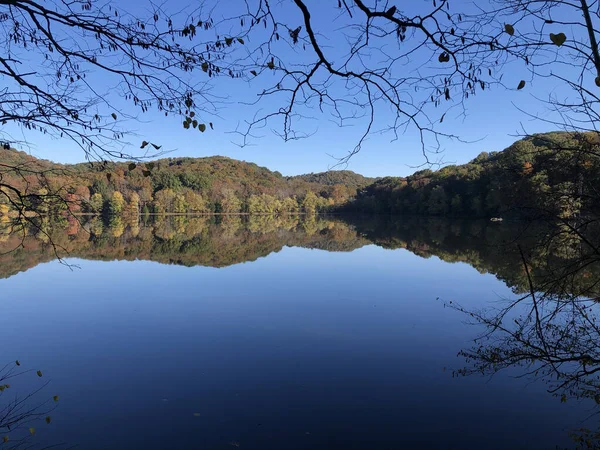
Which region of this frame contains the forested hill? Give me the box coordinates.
[347,132,600,218]
[2,131,597,218]
[0,147,63,171]
[0,149,367,215]
[288,170,377,187]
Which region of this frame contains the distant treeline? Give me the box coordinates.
[344,132,600,219]
[1,132,598,219]
[0,150,373,217]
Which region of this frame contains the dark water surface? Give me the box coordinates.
[0,216,595,449]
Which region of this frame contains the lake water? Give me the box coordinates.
[0,215,596,449]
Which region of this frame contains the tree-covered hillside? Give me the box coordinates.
[0,150,368,216]
[347,132,600,219]
[288,170,376,188]
[3,132,599,219]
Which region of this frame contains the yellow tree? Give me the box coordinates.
[128,192,140,215]
[109,191,125,215]
[302,191,319,215]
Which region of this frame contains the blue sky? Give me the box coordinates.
[9,0,567,177]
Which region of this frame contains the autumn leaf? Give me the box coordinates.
[504,24,514,36]
[517,80,526,90]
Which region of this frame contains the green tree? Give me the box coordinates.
[153,189,177,213]
[280,197,299,213]
[173,194,188,213]
[450,194,463,215]
[248,194,280,214]
[108,191,125,215]
[89,193,104,213]
[428,186,448,215]
[183,190,210,213]
[220,189,242,214]
[302,191,319,215]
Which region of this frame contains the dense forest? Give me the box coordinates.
[346,132,600,219]
[0,149,370,217]
[1,131,598,220]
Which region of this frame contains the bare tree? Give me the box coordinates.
[218,0,507,164]
[476,0,600,134]
[0,361,62,449]
[0,0,247,248]
[0,0,236,160]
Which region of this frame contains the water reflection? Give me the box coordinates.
[2,214,600,448]
[0,215,371,278]
[2,215,600,294]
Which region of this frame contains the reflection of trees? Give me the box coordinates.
[5,214,600,446]
[345,216,600,300]
[432,217,600,449]
[0,215,371,278]
[347,215,600,447]
[4,215,600,300]
[447,283,600,448]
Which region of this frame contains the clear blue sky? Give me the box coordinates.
[11,0,565,177]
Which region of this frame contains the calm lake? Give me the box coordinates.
[0,215,596,449]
